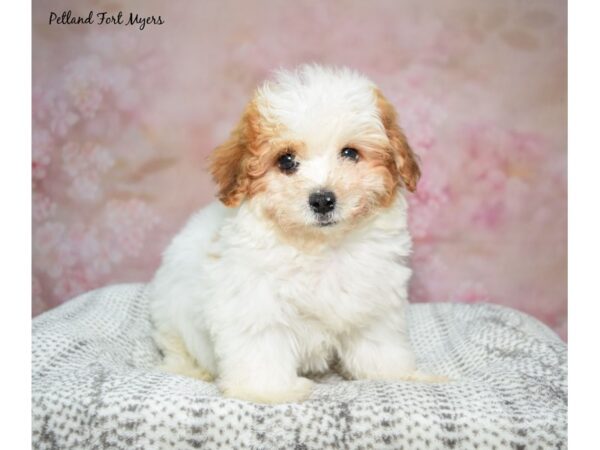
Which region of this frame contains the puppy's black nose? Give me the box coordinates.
[309,190,336,214]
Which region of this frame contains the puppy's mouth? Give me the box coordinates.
[314,214,337,227]
[317,219,337,227]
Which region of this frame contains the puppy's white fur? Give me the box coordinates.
[150,65,437,403]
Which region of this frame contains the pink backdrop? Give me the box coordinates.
[32,0,567,340]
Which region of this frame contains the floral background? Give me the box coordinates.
[32,0,567,340]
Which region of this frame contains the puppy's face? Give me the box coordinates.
[210,66,420,238]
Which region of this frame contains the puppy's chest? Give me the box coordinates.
[270,245,410,329]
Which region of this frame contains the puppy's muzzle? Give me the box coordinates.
[309,190,336,215]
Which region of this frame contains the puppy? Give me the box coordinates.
[150,64,440,403]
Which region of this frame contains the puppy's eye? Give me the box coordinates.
[340,147,359,162]
[277,153,299,174]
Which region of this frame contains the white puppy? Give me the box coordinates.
[150,65,439,403]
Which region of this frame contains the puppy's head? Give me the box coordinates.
[210,65,419,237]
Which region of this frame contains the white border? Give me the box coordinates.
[0,1,31,448]
[569,0,600,447]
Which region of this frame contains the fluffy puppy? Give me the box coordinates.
[150,64,440,403]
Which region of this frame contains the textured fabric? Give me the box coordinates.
[32,284,567,449]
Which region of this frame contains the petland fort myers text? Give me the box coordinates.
[49,10,164,31]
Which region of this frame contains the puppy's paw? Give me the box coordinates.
[159,361,215,382]
[220,377,314,404]
[356,369,450,383]
[399,370,450,383]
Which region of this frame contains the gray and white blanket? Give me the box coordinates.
[32,284,567,449]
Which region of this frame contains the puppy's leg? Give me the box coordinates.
[339,315,447,383]
[215,326,313,404]
[154,330,215,381]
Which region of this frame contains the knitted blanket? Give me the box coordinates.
[32,284,567,449]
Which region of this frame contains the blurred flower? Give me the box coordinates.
[67,175,102,202]
[102,199,161,258]
[61,142,115,202]
[49,100,79,137]
[32,193,56,223]
[64,57,106,119]
[34,222,66,255]
[33,222,77,278]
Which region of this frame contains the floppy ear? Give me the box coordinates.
[209,103,257,207]
[375,90,421,192]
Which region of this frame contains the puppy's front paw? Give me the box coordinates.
[398,370,450,383]
[159,361,215,382]
[351,367,450,383]
[220,376,314,404]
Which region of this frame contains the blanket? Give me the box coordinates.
[32,283,567,449]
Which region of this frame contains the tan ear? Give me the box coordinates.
[209,103,258,207]
[375,90,421,192]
